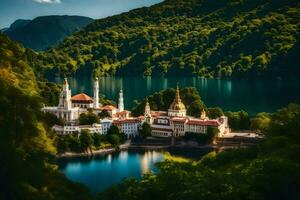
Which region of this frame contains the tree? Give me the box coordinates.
[139,122,152,138]
[207,126,220,143]
[208,107,224,119]
[187,100,206,117]
[250,112,271,134]
[108,134,120,146]
[93,133,106,147]
[225,111,240,130]
[56,135,68,153]
[239,110,250,130]
[43,112,60,128]
[225,110,250,130]
[79,129,94,152]
[0,33,92,200]
[98,110,110,119]
[66,134,81,152]
[79,112,99,125]
[107,125,120,135]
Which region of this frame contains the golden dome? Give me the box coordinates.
[169,84,186,111]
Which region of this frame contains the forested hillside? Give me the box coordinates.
[100,102,300,200]
[39,0,300,78]
[4,15,93,51]
[0,33,92,200]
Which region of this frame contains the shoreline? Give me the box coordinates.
[56,136,262,158]
[56,142,131,158]
[56,144,214,159]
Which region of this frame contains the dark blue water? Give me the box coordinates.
[57,150,164,194]
[48,76,300,115]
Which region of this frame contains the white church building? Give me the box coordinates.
[42,78,229,138]
[42,77,142,137]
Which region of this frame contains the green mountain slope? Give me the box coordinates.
[0,33,92,200]
[4,15,93,51]
[40,0,300,78]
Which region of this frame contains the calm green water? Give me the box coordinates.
[48,76,300,115]
[57,150,164,195]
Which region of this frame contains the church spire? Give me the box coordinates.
[118,88,124,112]
[59,77,72,110]
[144,98,152,124]
[174,82,182,104]
[168,83,186,117]
[144,98,151,116]
[200,109,207,120]
[93,77,99,108]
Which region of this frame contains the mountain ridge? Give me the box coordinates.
[4,15,93,51]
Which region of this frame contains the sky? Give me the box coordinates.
[0,0,163,28]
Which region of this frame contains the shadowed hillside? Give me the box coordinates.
[4,15,93,51]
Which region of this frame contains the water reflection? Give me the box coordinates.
[58,150,164,194]
[49,76,300,115]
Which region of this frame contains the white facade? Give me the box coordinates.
[143,86,229,137]
[113,119,141,138]
[118,89,124,112]
[53,123,102,135]
[93,77,100,108]
[59,78,72,110]
[42,78,80,122]
[72,102,93,109]
[100,118,113,134]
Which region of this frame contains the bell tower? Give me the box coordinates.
[118,88,124,112]
[144,98,152,124]
[93,77,99,108]
[59,78,72,110]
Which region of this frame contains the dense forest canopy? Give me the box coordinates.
[99,102,300,200]
[37,0,300,78]
[0,33,92,200]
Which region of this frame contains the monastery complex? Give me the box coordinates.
[42,78,229,138]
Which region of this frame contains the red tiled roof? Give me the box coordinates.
[123,119,140,123]
[113,118,140,124]
[138,116,145,120]
[151,111,168,117]
[172,118,187,123]
[116,110,130,115]
[71,93,93,102]
[186,119,221,126]
[101,105,117,110]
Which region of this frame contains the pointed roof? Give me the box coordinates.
[169,83,186,111]
[63,77,68,85]
[200,109,207,120]
[145,98,150,108]
[101,105,117,111]
[71,93,93,101]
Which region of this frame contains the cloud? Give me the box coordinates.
[34,0,61,4]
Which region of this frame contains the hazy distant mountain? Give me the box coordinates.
[8,19,31,30]
[4,15,93,51]
[1,28,8,32]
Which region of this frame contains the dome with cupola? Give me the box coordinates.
[168,84,186,117]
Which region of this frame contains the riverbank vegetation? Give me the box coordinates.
[36,0,300,78]
[184,127,219,145]
[55,125,127,154]
[99,102,300,200]
[163,152,191,163]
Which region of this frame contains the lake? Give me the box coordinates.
[57,150,164,195]
[48,76,300,115]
